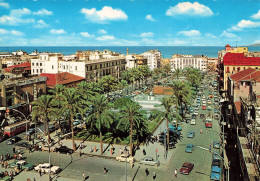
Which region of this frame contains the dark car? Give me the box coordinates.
[26,128,36,136]
[56,146,74,154]
[49,125,56,133]
[212,158,221,167]
[6,136,21,145]
[180,162,194,175]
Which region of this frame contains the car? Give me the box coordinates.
[140,156,160,166]
[116,153,135,163]
[9,160,35,171]
[200,114,205,119]
[187,131,195,138]
[185,144,195,153]
[214,109,219,113]
[56,146,74,154]
[0,173,11,181]
[208,100,212,104]
[6,136,21,145]
[26,128,36,136]
[212,151,222,161]
[49,125,56,133]
[34,163,60,174]
[41,144,57,152]
[180,162,194,175]
[194,110,199,116]
[202,105,206,110]
[210,166,221,180]
[212,158,221,167]
[207,106,212,111]
[190,119,196,125]
[213,140,221,149]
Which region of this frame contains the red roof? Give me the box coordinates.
[4,62,31,72]
[40,72,85,87]
[230,68,260,82]
[223,53,260,66]
[225,44,231,47]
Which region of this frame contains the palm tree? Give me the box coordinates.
[77,81,96,100]
[86,94,113,155]
[163,64,171,81]
[62,88,84,151]
[48,84,65,129]
[160,96,174,149]
[119,100,147,156]
[31,95,55,143]
[172,68,182,80]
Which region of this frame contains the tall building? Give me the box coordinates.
[170,54,208,72]
[141,50,161,70]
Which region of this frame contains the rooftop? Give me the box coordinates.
[223,53,260,66]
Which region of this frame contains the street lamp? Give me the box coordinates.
[11,109,29,141]
[124,146,128,181]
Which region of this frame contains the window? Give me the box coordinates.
[233,67,235,71]
[40,69,42,73]
[36,63,39,66]
[237,67,240,72]
[32,63,34,66]
[20,93,24,100]
[33,69,34,73]
[52,65,54,69]
[40,63,42,66]
[63,65,65,69]
[36,69,38,73]
[226,67,230,73]
[75,66,77,70]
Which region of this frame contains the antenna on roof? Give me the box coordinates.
[235,40,238,48]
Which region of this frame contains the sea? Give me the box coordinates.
[0,46,260,58]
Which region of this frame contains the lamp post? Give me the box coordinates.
[124,146,128,181]
[197,145,229,181]
[11,109,29,141]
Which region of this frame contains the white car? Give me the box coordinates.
[116,153,135,163]
[34,163,60,174]
[194,110,199,115]
[190,119,196,125]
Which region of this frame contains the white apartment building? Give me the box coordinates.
[170,54,208,72]
[141,50,161,70]
[125,54,137,69]
[31,53,86,78]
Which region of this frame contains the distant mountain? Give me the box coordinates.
[249,43,260,46]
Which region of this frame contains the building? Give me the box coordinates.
[170,54,208,72]
[222,53,260,91]
[141,50,161,70]
[0,76,47,121]
[40,72,85,89]
[218,44,248,62]
[32,52,126,82]
[125,54,147,70]
[207,57,218,72]
[3,62,31,79]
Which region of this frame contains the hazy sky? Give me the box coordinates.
[0,0,259,46]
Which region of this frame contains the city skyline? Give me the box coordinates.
[0,0,259,46]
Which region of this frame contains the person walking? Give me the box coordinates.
[200,128,203,134]
[38,168,42,177]
[103,166,107,174]
[119,148,122,154]
[153,171,156,179]
[174,169,178,177]
[82,173,86,181]
[110,148,113,156]
[209,144,212,152]
[13,147,15,153]
[145,168,149,177]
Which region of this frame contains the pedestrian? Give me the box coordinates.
[10,170,13,180]
[145,168,149,177]
[13,147,15,153]
[119,148,122,154]
[33,178,36,181]
[4,161,8,169]
[1,160,4,168]
[200,128,203,134]
[82,173,86,181]
[111,144,114,151]
[174,169,177,177]
[209,144,212,152]
[0,154,3,161]
[94,146,97,152]
[79,148,82,157]
[143,148,146,155]
[27,178,31,181]
[39,168,42,177]
[130,160,134,168]
[153,171,156,180]
[103,166,107,174]
[110,148,113,156]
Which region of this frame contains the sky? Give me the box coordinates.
[0,0,259,46]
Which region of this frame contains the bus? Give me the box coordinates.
[4,120,30,137]
[205,118,213,128]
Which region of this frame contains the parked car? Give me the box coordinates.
[9,160,35,171]
[41,144,57,152]
[34,163,60,174]
[187,131,195,138]
[213,140,220,149]
[210,166,221,180]
[6,136,21,145]
[180,162,194,175]
[56,146,74,154]
[202,105,206,110]
[140,156,160,166]
[185,144,195,153]
[116,153,135,163]
[212,158,221,167]
[26,128,36,136]
[190,119,196,125]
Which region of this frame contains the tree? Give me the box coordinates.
[119,100,147,156]
[138,66,151,86]
[62,88,84,151]
[86,94,113,155]
[121,70,134,93]
[172,68,182,80]
[130,68,142,89]
[31,95,55,143]
[162,64,171,80]
[160,96,174,149]
[77,81,96,100]
[98,75,118,93]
